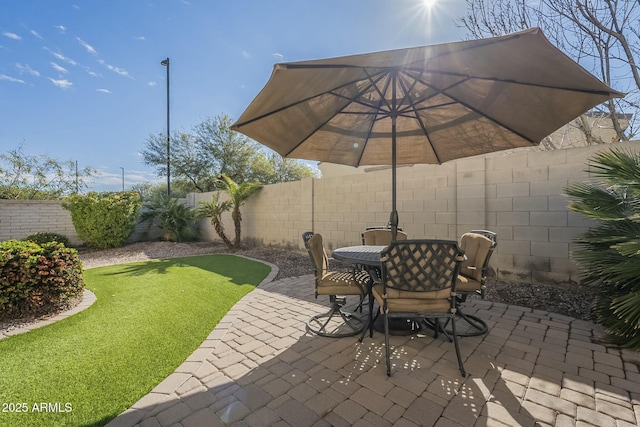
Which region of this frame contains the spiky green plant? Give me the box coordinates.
[139,194,199,243]
[566,149,640,349]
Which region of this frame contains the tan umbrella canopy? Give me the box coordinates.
[232,27,623,236]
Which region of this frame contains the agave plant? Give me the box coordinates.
[565,149,640,349]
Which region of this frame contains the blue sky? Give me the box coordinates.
[1,0,468,192]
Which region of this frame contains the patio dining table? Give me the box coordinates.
[331,245,386,269]
[331,245,423,336]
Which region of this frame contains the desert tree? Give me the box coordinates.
[458,0,639,143]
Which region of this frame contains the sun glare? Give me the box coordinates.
[422,0,437,9]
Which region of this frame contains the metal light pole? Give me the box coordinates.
[161,57,170,196]
[120,167,125,192]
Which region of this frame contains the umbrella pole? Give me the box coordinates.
[390,71,398,240]
[390,115,398,240]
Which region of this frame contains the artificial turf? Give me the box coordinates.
[0,254,270,427]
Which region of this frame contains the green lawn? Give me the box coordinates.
[0,254,270,427]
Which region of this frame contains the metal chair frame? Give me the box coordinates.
[302,232,368,338]
[373,239,467,377]
[450,229,497,337]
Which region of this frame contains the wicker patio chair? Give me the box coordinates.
[302,232,369,337]
[371,239,467,376]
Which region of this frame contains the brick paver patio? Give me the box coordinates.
[106,273,640,427]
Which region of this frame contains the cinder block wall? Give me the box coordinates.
[192,140,640,286]
[0,200,82,245]
[0,200,160,246]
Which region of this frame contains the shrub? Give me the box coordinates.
[0,240,85,319]
[566,149,640,349]
[139,194,199,242]
[23,231,71,247]
[62,191,142,249]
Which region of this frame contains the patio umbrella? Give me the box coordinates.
[231,27,623,237]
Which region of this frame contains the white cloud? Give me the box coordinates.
[0,74,25,83]
[272,53,284,60]
[16,63,40,77]
[2,31,21,40]
[242,50,251,59]
[135,36,145,41]
[87,70,102,78]
[55,25,66,33]
[96,88,111,94]
[30,30,43,39]
[148,81,157,87]
[73,5,80,9]
[51,62,69,74]
[45,47,77,65]
[98,59,132,78]
[77,37,97,55]
[48,77,73,89]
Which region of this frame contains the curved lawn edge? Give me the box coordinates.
[0,290,97,340]
[104,254,280,427]
[0,253,279,427]
[0,253,279,342]
[229,254,280,287]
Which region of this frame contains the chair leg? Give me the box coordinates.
[442,310,489,337]
[359,291,376,342]
[450,316,467,377]
[306,302,365,338]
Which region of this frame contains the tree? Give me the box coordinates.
[249,152,316,184]
[195,192,233,248]
[565,149,640,349]
[0,146,94,199]
[217,174,263,248]
[141,132,219,193]
[458,0,639,142]
[130,182,168,202]
[141,113,315,193]
[194,114,261,184]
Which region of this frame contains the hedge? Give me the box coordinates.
[0,240,85,320]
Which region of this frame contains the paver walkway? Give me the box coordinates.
[106,275,640,427]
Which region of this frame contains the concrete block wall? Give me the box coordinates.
[0,200,81,245]
[0,199,161,246]
[191,140,640,287]
[4,141,636,286]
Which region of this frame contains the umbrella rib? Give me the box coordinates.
[396,70,443,163]
[281,72,391,159]
[232,69,390,129]
[352,70,393,166]
[329,72,393,116]
[363,68,394,115]
[409,72,540,144]
[410,68,617,97]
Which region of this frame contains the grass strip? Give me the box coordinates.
[0,254,270,427]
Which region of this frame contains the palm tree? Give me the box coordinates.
[217,174,263,248]
[195,192,233,249]
[139,194,199,243]
[565,149,640,349]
